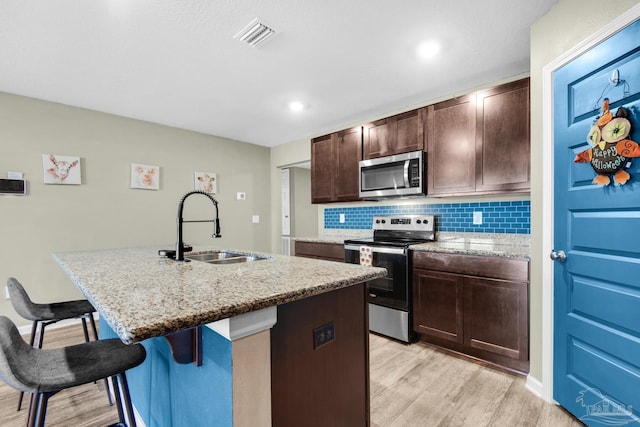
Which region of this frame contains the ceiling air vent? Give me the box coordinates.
[234,18,275,48]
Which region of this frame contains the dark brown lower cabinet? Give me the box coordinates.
[271,283,369,427]
[294,241,345,262]
[413,251,529,373]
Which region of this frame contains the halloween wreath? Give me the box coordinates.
[574,98,640,186]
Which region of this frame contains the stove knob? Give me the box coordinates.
[416,219,422,224]
[375,219,380,224]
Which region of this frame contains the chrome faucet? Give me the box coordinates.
[176,190,221,261]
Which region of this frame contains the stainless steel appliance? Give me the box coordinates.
[358,150,425,199]
[344,214,435,343]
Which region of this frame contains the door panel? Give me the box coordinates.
[464,277,526,360]
[426,95,476,195]
[553,18,640,426]
[335,126,362,201]
[570,210,640,254]
[571,277,640,335]
[413,269,463,343]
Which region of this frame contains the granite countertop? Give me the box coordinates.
[53,246,386,344]
[295,232,530,259]
[410,232,530,259]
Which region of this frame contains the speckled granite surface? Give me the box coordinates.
[410,232,530,259]
[295,232,530,259]
[53,246,386,344]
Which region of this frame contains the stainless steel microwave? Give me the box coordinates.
[359,150,425,199]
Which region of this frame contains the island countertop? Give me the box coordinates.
[53,246,386,344]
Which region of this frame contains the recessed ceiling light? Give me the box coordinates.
[288,101,304,112]
[417,40,440,59]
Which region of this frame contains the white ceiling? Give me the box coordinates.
[0,0,558,147]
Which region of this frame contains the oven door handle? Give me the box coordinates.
[344,244,407,255]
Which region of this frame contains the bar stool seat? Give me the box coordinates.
[0,315,146,427]
[6,277,110,410]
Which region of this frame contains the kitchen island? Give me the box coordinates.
[53,246,386,427]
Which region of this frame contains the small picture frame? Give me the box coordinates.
[131,163,160,190]
[194,172,217,194]
[43,154,82,185]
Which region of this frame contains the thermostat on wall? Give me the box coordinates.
[0,178,26,195]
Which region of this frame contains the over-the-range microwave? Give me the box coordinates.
[359,150,425,199]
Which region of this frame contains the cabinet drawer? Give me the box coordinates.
[412,251,528,282]
[294,241,344,262]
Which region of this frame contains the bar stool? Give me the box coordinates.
[6,277,111,410]
[0,315,146,427]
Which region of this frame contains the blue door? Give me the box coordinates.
[553,19,640,426]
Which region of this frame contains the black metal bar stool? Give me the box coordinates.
[0,315,146,427]
[6,277,112,410]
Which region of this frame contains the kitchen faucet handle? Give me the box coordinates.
[213,219,222,238]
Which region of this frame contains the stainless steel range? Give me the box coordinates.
[344,215,435,343]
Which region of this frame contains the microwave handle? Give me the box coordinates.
[403,160,410,188]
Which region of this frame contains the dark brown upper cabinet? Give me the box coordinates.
[311,126,362,204]
[426,94,477,195]
[427,78,530,197]
[475,78,530,193]
[363,108,425,160]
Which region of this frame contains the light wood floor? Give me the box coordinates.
[0,325,584,426]
[370,333,584,427]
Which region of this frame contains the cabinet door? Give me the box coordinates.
[462,276,529,370]
[395,108,425,154]
[475,78,530,193]
[363,108,424,159]
[413,269,463,344]
[363,117,393,159]
[426,95,477,195]
[335,126,362,201]
[311,134,335,203]
[294,241,345,262]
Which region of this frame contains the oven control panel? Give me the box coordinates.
[372,215,434,232]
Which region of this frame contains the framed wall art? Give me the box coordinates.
[131,163,160,190]
[194,172,216,194]
[42,154,81,185]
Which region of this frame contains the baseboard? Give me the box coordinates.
[17,312,100,336]
[525,374,544,399]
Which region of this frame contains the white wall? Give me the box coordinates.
[0,92,271,326]
[290,167,317,239]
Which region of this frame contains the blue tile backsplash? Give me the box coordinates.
[324,201,530,234]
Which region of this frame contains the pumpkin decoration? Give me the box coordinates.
[574,98,640,186]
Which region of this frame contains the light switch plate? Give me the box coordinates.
[252,215,260,224]
[237,192,246,200]
[473,211,483,225]
[339,213,345,223]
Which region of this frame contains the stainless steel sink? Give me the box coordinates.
[184,250,268,264]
